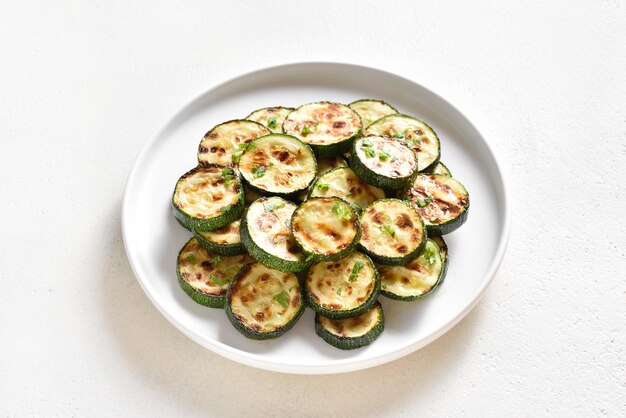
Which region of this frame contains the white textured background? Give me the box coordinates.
[1,1,625,416]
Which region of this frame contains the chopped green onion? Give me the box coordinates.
[316,183,330,192]
[417,196,433,207]
[210,256,222,266]
[380,224,395,237]
[185,254,196,265]
[362,146,376,158]
[267,115,277,129]
[252,165,266,179]
[424,246,437,265]
[231,150,244,163]
[336,287,343,296]
[349,261,364,282]
[430,216,438,223]
[264,200,286,213]
[273,291,290,308]
[332,201,351,221]
[361,138,373,147]
[221,168,235,180]
[378,150,391,161]
[210,274,228,286]
[392,132,406,141]
[301,125,312,135]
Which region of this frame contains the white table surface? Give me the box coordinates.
[1,1,625,416]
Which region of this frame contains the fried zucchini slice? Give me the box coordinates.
[198,119,270,167]
[305,251,380,319]
[240,197,308,272]
[194,219,244,256]
[403,174,469,235]
[315,302,384,349]
[291,197,360,262]
[238,134,316,196]
[171,165,244,232]
[294,156,347,202]
[309,167,385,209]
[282,102,362,157]
[177,237,254,308]
[246,106,295,133]
[365,114,440,172]
[348,99,398,128]
[378,239,443,301]
[350,135,418,190]
[317,156,347,176]
[225,262,305,339]
[431,161,452,176]
[358,199,426,265]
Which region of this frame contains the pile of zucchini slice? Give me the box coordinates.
[171,99,470,350]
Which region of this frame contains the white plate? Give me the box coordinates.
[122,62,510,374]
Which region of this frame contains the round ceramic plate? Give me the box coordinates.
[122,62,510,374]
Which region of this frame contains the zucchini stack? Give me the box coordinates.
[171,100,469,350]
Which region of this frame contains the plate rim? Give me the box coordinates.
[121,61,511,374]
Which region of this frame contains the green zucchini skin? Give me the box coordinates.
[349,135,418,190]
[365,114,441,173]
[314,302,385,350]
[194,220,245,256]
[238,134,317,198]
[358,198,427,266]
[430,161,452,176]
[403,174,469,236]
[291,197,361,263]
[431,235,449,285]
[240,197,309,273]
[379,239,444,301]
[177,276,225,308]
[171,165,245,232]
[282,102,363,157]
[176,238,253,309]
[305,252,380,319]
[225,262,305,340]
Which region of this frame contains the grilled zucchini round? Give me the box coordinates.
[238,134,317,197]
[291,197,360,262]
[198,119,270,167]
[177,237,254,308]
[226,262,305,339]
[194,219,244,256]
[358,199,426,265]
[240,197,308,273]
[348,99,398,128]
[316,156,347,176]
[431,161,452,176]
[403,174,469,235]
[365,114,440,172]
[305,251,380,319]
[315,301,384,350]
[282,102,362,157]
[350,135,418,190]
[171,165,245,232]
[246,106,294,133]
[378,239,444,301]
[308,167,385,210]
